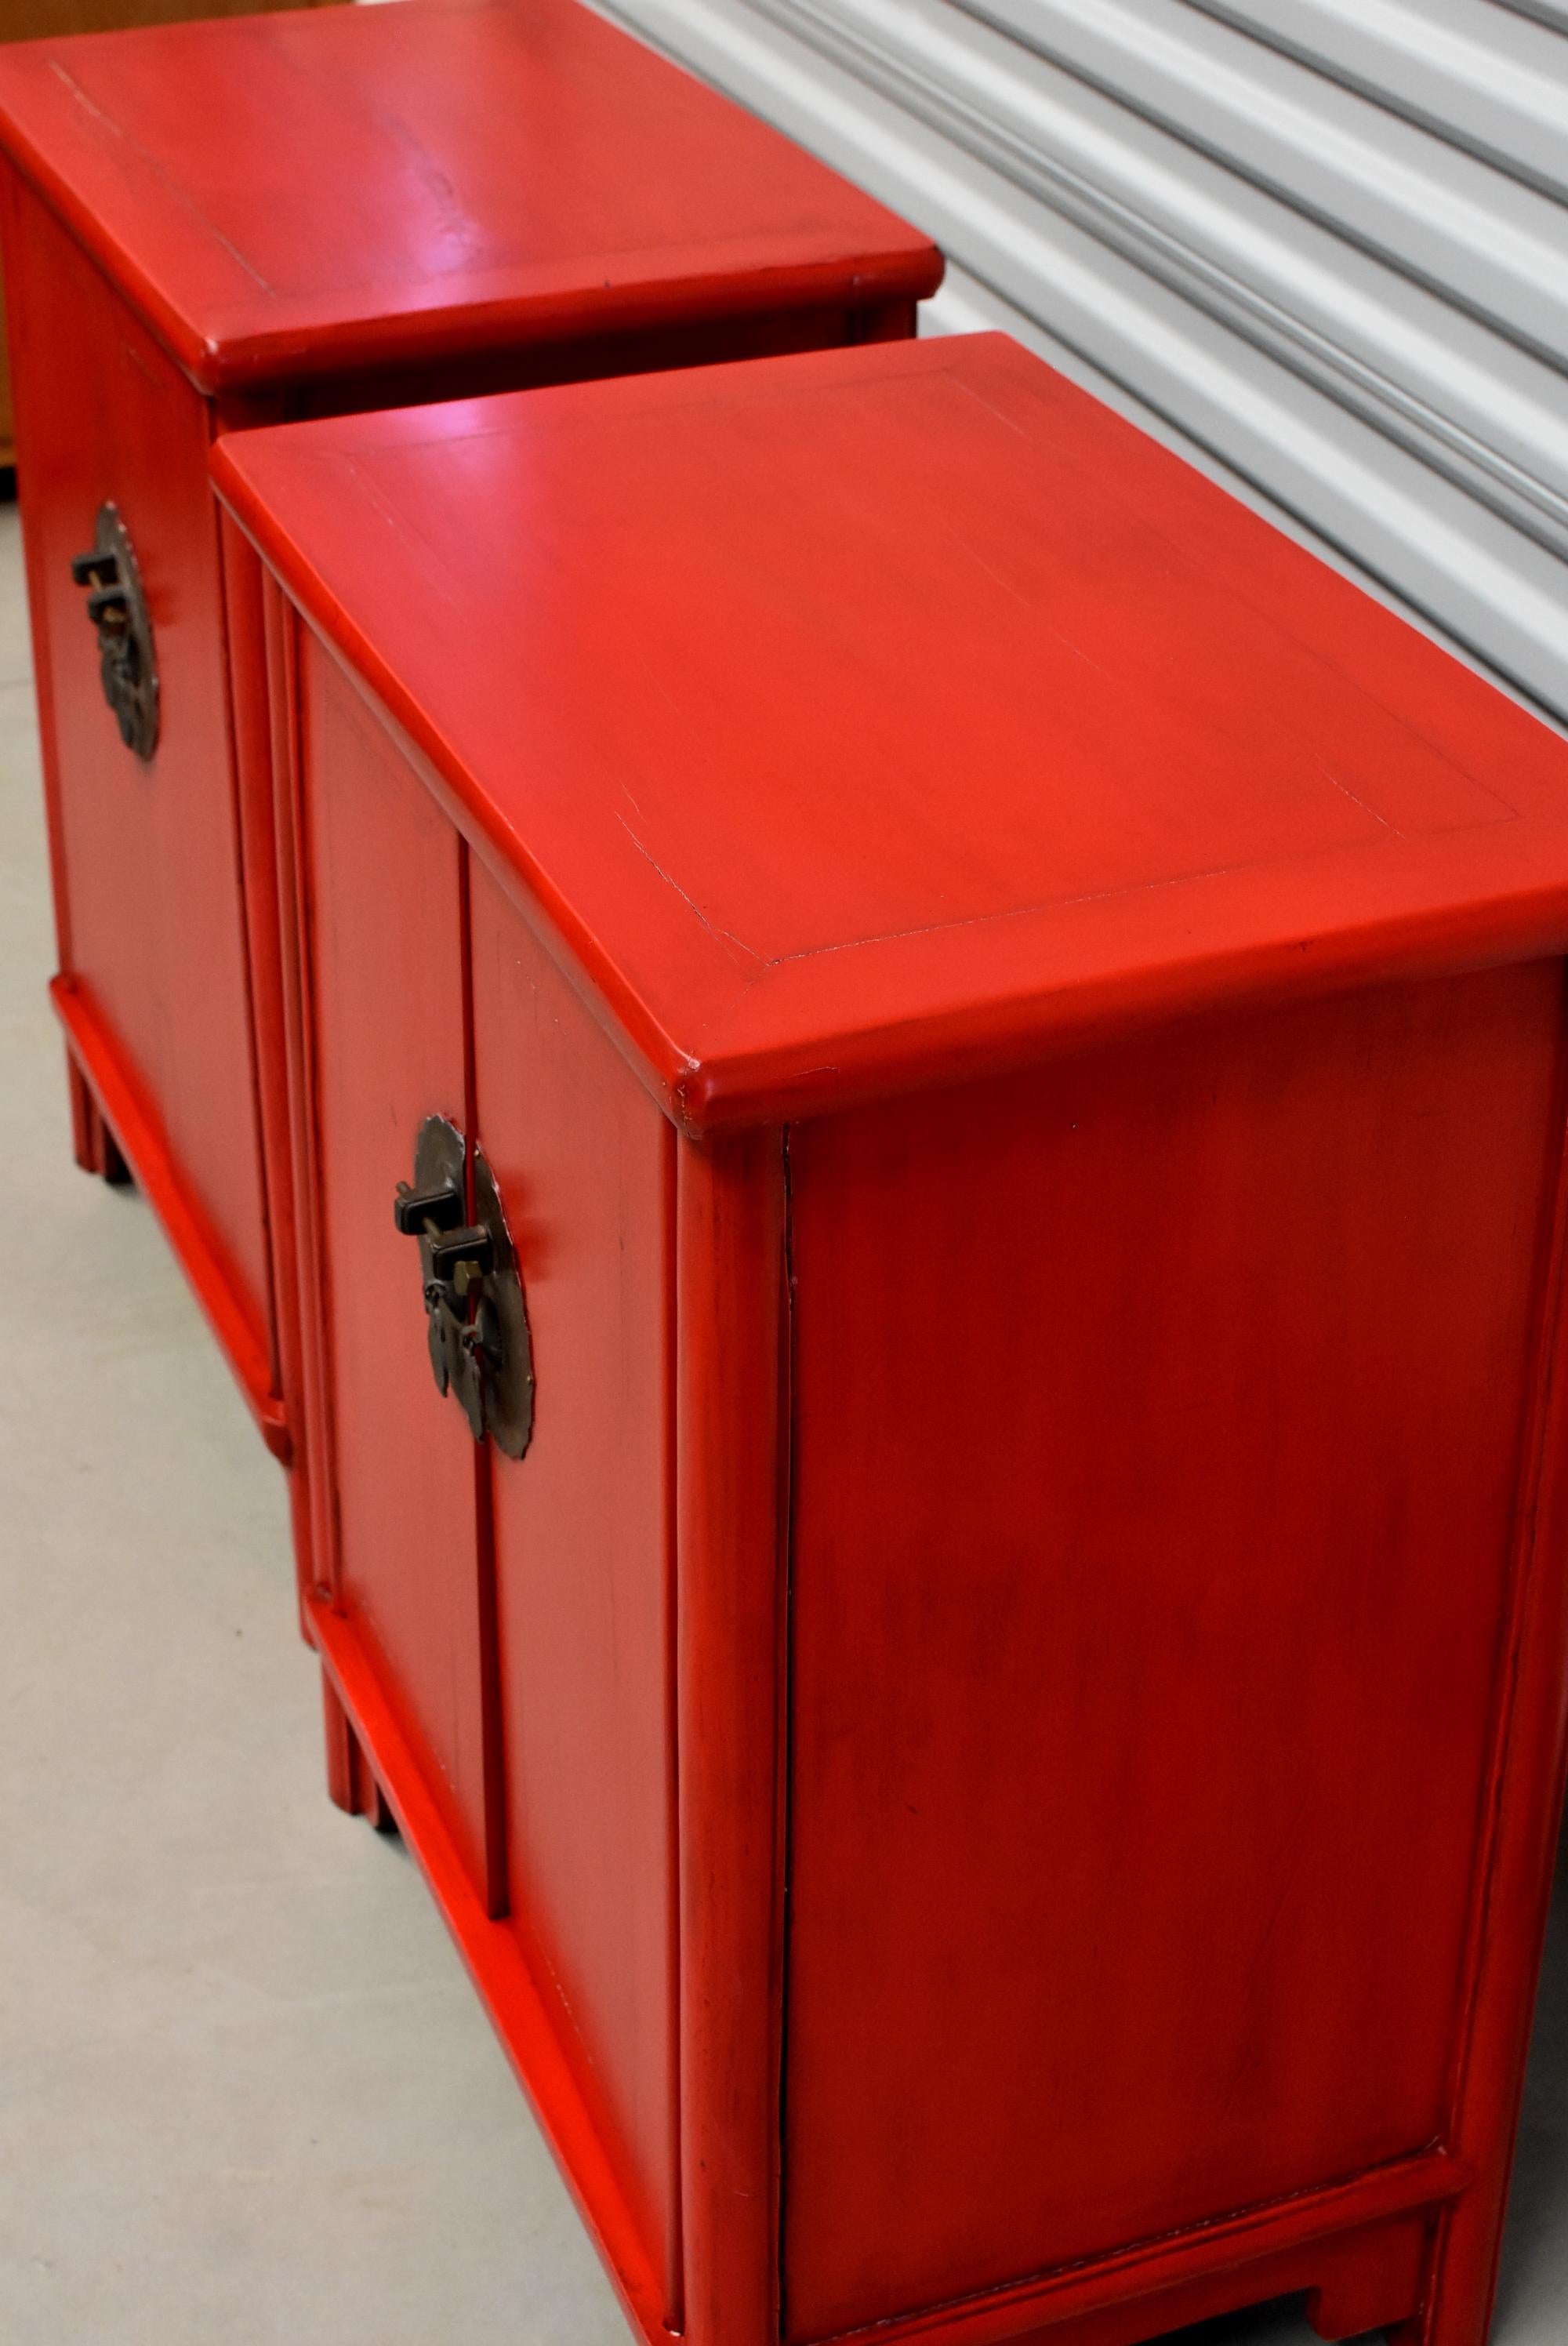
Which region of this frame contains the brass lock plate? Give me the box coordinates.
[395,1114,533,1457]
[471,1146,534,1460]
[71,504,159,763]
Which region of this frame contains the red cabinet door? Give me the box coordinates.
[295,635,497,1905]
[6,178,270,1345]
[291,673,681,2312]
[470,865,681,2319]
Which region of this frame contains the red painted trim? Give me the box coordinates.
[211,260,943,395]
[675,1130,790,2346]
[305,1596,674,2346]
[809,2159,1468,2346]
[265,585,339,1600]
[1409,975,1568,2346]
[2,160,75,975]
[65,1051,128,1182]
[0,151,940,398]
[51,974,288,1458]
[660,1115,685,2337]
[219,508,312,1516]
[216,509,289,1375]
[459,839,513,1926]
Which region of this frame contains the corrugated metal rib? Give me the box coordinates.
[595,0,1568,724]
[1186,0,1568,203]
[1497,0,1568,32]
[959,0,1568,359]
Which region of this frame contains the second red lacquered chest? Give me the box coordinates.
[0,0,939,1496]
[215,334,1568,2346]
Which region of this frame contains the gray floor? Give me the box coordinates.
[0,495,1564,2346]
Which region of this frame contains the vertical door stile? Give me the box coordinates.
[1,164,73,982]
[467,862,685,2300]
[1417,961,1568,2346]
[459,837,513,1922]
[676,1127,791,2346]
[662,1106,685,2343]
[778,1119,800,2346]
[263,581,338,1614]
[217,507,291,1397]
[209,473,278,1393]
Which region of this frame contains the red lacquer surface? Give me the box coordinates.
[276,666,692,2319]
[0,0,939,391]
[212,335,1568,1136]
[783,964,1564,2338]
[674,1128,789,2346]
[0,0,935,1458]
[295,635,499,1906]
[4,177,274,1362]
[470,862,682,2311]
[217,332,1568,2346]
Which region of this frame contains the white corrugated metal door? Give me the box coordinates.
[593,0,1568,723]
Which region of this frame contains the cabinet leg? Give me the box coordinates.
[321,1673,395,1832]
[1303,2215,1430,2341]
[1385,2196,1508,2346]
[67,1053,129,1185]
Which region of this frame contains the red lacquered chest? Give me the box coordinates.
[0,0,939,1492]
[214,332,1568,2346]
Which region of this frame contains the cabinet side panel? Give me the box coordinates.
[6,178,269,1327]
[468,868,680,2314]
[782,962,1565,2341]
[298,641,491,1894]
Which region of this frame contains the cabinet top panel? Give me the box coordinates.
[216,333,1568,1132]
[0,0,938,393]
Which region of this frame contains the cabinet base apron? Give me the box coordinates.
[306,1583,1472,2346]
[49,971,288,1461]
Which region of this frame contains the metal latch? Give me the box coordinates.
[395,1115,534,1458]
[71,504,159,762]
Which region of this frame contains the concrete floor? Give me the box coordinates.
[0,493,1565,2346]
